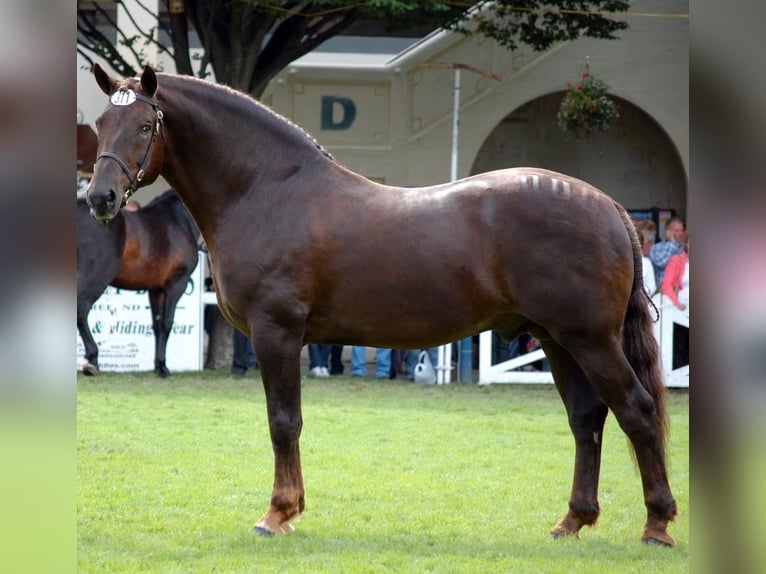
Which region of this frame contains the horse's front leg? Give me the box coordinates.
[251,328,305,536]
[77,300,100,376]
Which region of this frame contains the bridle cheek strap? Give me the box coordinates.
[96,93,164,207]
[96,151,142,202]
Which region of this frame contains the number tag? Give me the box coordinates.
[110,89,137,106]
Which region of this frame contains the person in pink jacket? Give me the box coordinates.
[661,239,689,369]
[661,239,689,310]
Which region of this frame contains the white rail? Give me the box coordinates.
[477,295,688,387]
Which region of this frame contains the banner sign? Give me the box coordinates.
[77,262,204,373]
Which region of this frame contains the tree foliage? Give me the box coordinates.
[77,1,629,98]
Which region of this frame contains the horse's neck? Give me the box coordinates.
[168,86,309,173]
[167,83,340,190]
[160,78,371,248]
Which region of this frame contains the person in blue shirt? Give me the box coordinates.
[649,216,686,285]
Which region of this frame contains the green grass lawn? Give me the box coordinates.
[78,371,688,573]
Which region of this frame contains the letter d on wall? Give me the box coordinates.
[321,96,356,130]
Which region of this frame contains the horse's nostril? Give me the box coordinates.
[106,189,118,207]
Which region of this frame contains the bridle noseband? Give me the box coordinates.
[96,90,164,207]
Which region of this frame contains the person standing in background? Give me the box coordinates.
[308,344,330,377]
[661,237,689,369]
[231,329,257,377]
[650,216,686,285]
[350,346,392,379]
[329,345,344,375]
[633,220,657,295]
[662,238,689,312]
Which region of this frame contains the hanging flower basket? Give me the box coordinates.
[557,71,619,138]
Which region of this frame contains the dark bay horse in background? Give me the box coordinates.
[86,64,677,546]
[77,189,199,377]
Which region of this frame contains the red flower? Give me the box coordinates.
[566,82,572,88]
[576,85,582,90]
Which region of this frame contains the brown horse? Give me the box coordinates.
[86,64,677,546]
[77,189,200,377]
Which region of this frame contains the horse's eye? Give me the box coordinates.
[140,124,152,134]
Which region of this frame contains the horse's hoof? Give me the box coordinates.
[641,521,675,547]
[253,525,275,537]
[82,363,99,376]
[550,530,579,541]
[253,522,295,537]
[550,514,584,540]
[155,367,171,378]
[641,533,675,547]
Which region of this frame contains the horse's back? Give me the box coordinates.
[381,166,633,293]
[295,166,635,346]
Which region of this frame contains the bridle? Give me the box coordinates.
[96,89,164,207]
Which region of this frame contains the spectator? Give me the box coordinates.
[493,333,547,372]
[662,238,689,312]
[633,220,657,295]
[634,219,657,257]
[231,329,257,376]
[649,216,686,285]
[525,337,550,372]
[308,344,330,377]
[661,237,689,369]
[350,346,392,379]
[203,277,216,335]
[202,277,216,365]
[329,345,345,375]
[508,333,547,371]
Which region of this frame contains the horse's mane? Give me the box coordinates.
[157,73,336,162]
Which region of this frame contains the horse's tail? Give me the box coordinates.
[616,202,669,454]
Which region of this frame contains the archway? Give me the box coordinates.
[470,92,687,219]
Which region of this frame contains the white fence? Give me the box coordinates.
[477,294,688,388]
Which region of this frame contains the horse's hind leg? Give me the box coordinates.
[567,337,677,546]
[149,279,187,378]
[542,339,608,539]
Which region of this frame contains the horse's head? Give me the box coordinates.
[87,64,165,223]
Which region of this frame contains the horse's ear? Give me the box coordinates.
[140,65,158,98]
[94,63,119,96]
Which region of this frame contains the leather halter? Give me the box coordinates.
[96,90,164,207]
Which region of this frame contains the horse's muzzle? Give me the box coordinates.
[86,186,121,224]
